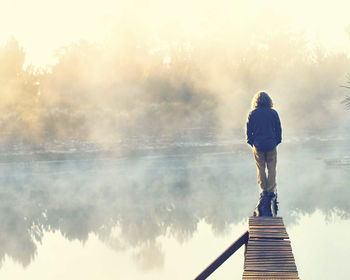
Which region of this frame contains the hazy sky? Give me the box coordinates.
[0,0,350,67]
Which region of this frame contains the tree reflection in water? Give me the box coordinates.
[0,141,349,269]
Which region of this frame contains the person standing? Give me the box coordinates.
[246,91,282,216]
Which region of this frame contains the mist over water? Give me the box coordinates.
[0,139,349,272]
[1,1,350,279]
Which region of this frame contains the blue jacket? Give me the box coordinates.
[246,107,282,152]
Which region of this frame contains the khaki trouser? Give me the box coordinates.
[253,146,277,192]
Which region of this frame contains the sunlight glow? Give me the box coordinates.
[0,0,349,67]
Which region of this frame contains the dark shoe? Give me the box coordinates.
[270,193,279,217]
[253,191,272,217]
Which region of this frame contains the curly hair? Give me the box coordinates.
[251,91,273,110]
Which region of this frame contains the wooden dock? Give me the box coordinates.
[242,216,300,280]
[194,216,300,280]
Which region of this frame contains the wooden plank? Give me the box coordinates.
[244,271,296,276]
[248,241,291,244]
[245,258,296,261]
[244,264,297,269]
[243,216,300,280]
[246,258,295,264]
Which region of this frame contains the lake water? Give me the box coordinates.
[0,139,349,280]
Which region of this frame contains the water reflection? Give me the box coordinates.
[0,140,349,269]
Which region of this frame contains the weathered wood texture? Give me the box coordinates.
[242,217,300,280]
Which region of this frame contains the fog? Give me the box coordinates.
[0,139,349,269]
[1,4,350,150]
[0,1,350,277]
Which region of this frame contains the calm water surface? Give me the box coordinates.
[0,140,349,280]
